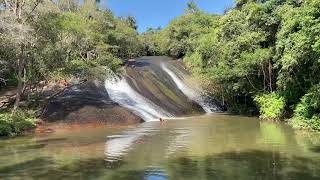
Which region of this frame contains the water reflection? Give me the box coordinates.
[144,168,168,180]
[105,122,160,162]
[309,146,320,153]
[165,128,190,157]
[1,114,320,179]
[168,150,320,180]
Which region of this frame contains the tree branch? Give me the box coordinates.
[25,0,41,21]
[245,75,264,92]
[4,0,11,9]
[0,77,7,82]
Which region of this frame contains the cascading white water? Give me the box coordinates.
[105,74,172,121]
[104,60,218,162]
[161,63,216,113]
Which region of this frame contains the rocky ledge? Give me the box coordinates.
[41,80,143,125]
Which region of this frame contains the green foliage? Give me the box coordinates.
[160,12,219,58]
[122,16,138,30]
[147,0,320,130]
[291,85,320,131]
[140,27,164,56]
[292,116,320,132]
[30,9,139,81]
[254,93,285,120]
[185,0,201,14]
[0,0,143,85]
[1,0,320,132]
[0,111,36,137]
[0,0,143,113]
[275,0,320,105]
[182,2,276,112]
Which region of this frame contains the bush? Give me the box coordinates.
[254,93,285,120]
[291,116,320,131]
[291,85,320,131]
[0,111,36,137]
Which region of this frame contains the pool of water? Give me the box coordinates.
[1,114,320,180]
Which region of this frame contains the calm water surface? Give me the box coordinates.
[1,114,320,180]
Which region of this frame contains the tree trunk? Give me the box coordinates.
[261,64,266,92]
[221,87,225,106]
[13,45,25,112]
[268,60,273,92]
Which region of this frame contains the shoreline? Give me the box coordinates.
[31,120,140,135]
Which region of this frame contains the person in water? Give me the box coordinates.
[159,118,166,123]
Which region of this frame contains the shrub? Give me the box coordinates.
[254,93,285,120]
[291,116,320,131]
[0,111,36,137]
[291,85,320,131]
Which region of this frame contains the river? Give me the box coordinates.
[0,114,320,179]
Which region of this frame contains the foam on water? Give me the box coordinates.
[161,63,216,113]
[105,74,172,121]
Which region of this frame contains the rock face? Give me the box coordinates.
[124,56,205,116]
[42,80,143,125]
[42,56,223,125]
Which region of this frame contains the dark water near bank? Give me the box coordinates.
[1,114,320,180]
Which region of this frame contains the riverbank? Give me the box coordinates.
[0,56,214,137]
[0,111,142,137]
[1,56,317,138]
[0,79,144,137]
[33,120,139,135]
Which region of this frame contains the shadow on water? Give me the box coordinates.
[0,157,53,178]
[0,138,68,156]
[1,150,320,180]
[108,168,168,180]
[169,150,320,180]
[0,144,47,157]
[0,157,127,179]
[19,143,47,150]
[309,146,320,153]
[36,138,67,144]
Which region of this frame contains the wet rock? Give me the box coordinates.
[41,56,224,123]
[125,59,205,116]
[41,80,143,125]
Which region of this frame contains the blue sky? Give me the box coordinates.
[98,0,234,33]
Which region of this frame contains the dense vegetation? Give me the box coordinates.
[142,0,320,131]
[0,0,145,136]
[1,0,320,136]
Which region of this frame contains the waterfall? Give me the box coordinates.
[105,74,172,121]
[161,63,217,113]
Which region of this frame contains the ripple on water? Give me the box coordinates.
[2,114,320,179]
[105,122,160,162]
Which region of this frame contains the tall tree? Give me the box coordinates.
[0,0,44,111]
[185,0,201,14]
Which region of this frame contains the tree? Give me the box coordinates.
[124,16,138,30]
[0,0,144,112]
[0,0,44,111]
[58,0,80,12]
[155,0,320,127]
[185,0,201,14]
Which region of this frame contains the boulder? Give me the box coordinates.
[41,80,143,125]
